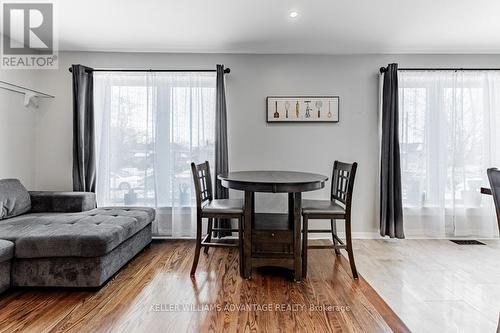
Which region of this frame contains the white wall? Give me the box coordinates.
[0,69,40,188]
[24,52,500,235]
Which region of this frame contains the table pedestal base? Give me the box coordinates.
[243,192,303,281]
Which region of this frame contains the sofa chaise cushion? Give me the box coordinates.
[0,240,14,263]
[0,179,31,220]
[0,207,155,258]
[11,225,152,288]
[0,240,14,293]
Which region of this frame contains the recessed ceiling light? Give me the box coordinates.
[289,11,299,18]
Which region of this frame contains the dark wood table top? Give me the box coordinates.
[219,170,328,193]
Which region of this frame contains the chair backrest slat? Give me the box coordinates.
[191,161,213,209]
[331,161,357,213]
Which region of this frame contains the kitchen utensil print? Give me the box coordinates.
[315,100,323,118]
[295,100,300,118]
[273,100,280,118]
[304,101,312,118]
[327,101,332,118]
[285,101,290,118]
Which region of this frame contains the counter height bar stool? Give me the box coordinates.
[190,161,244,276]
[302,161,358,279]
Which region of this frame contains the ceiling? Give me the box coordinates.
[55,0,500,54]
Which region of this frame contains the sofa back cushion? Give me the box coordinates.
[0,179,31,220]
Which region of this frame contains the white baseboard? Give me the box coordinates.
[155,232,384,240]
[404,227,500,239]
[154,232,499,241]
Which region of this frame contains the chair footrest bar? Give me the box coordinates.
[308,244,347,250]
[333,235,344,244]
[304,231,345,244]
[202,242,239,248]
[201,233,239,248]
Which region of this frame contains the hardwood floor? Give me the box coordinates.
[0,240,407,333]
[353,239,500,333]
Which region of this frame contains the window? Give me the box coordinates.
[94,72,216,237]
[398,70,500,237]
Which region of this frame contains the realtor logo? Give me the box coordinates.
[1,2,58,69]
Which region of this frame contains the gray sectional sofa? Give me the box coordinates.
[0,179,155,291]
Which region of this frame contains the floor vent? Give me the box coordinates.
[450,240,486,245]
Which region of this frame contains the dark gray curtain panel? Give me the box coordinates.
[487,168,500,234]
[214,64,230,236]
[380,63,404,238]
[72,64,96,193]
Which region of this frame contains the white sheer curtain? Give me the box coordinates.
[399,70,500,238]
[93,72,216,237]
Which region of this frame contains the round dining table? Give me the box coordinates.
[218,171,328,280]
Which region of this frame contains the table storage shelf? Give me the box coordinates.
[252,213,293,259]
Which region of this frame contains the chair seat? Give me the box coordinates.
[302,199,346,215]
[202,199,244,214]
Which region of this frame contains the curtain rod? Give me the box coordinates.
[380,67,500,73]
[68,67,230,74]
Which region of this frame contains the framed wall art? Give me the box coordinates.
[266,96,339,123]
